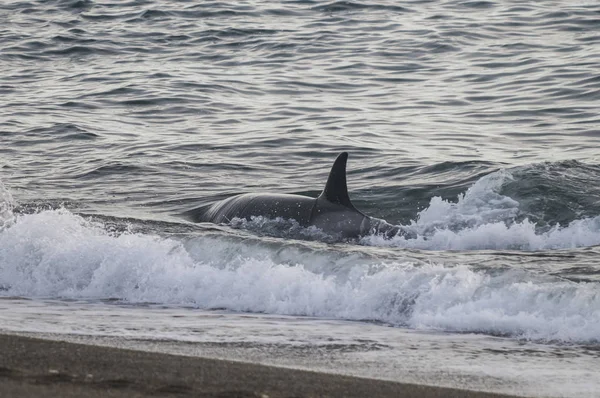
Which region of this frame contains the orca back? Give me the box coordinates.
[195,152,380,238]
[199,193,315,225]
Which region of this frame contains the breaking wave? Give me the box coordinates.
[0,201,598,344]
[364,169,600,250]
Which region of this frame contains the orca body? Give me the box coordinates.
[196,152,402,239]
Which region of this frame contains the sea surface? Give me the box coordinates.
[1,0,600,396]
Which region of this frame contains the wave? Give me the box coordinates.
[0,204,598,344]
[364,168,600,250]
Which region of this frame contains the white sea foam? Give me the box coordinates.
[364,169,600,250]
[365,216,600,251]
[0,208,599,343]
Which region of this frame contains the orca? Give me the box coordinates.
[195,152,405,239]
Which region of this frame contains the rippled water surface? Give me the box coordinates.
[3,0,600,215]
[1,1,600,395]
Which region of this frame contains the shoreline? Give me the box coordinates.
[0,333,521,398]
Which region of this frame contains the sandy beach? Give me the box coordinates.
[0,333,522,398]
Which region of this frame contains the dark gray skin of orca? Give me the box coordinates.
[196,152,404,239]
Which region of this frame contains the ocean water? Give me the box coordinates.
[1,0,600,396]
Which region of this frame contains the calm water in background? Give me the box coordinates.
[1,1,600,396]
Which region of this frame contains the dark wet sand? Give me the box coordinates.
[0,334,520,398]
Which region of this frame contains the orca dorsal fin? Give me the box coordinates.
[318,152,355,209]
